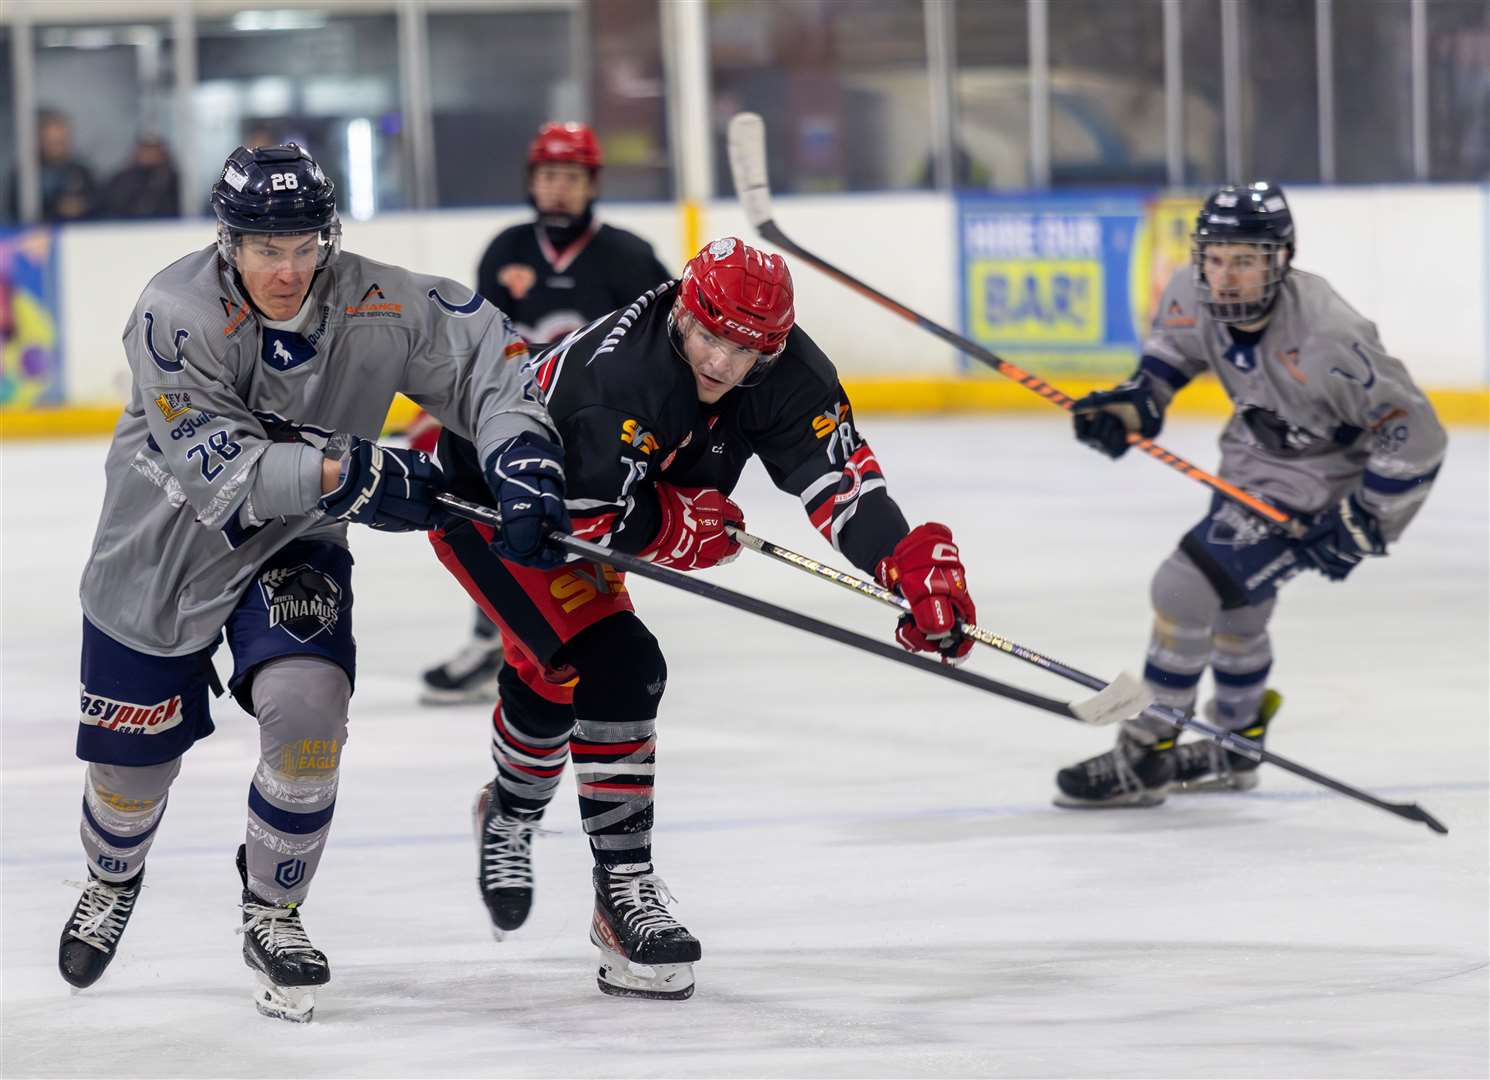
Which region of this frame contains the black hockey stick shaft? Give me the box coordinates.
[725,112,1305,540]
[435,493,1083,722]
[735,528,1448,835]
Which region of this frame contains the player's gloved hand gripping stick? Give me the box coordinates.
[434,492,1144,729]
[725,111,1308,541]
[727,525,1448,837]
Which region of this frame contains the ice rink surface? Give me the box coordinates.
[2,417,1486,1079]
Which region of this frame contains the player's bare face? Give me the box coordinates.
[1202,243,1271,308]
[529,164,595,218]
[237,233,319,321]
[678,314,763,403]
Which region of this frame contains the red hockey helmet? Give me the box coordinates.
[679,237,794,358]
[527,122,602,171]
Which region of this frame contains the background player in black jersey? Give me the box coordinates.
[429,237,982,1000]
[418,121,673,705]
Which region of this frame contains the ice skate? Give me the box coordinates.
[420,636,502,705]
[1174,689,1282,793]
[58,866,144,989]
[473,781,542,939]
[1054,729,1179,808]
[236,845,329,1023]
[590,867,700,1001]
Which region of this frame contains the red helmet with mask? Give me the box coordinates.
[678,237,795,359]
[527,122,602,171]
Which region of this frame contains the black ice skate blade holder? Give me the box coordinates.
[435,494,1446,836]
[727,526,1449,838]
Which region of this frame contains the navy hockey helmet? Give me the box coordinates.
[1191,181,1294,325]
[211,144,341,269]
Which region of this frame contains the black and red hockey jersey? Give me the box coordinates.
[441,281,910,576]
[475,220,672,346]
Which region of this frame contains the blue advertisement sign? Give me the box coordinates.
[958,193,1153,379]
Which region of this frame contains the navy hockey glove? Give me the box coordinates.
[1072,378,1164,459]
[484,431,570,567]
[319,437,449,532]
[1296,492,1386,581]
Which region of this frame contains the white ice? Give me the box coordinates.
[3,418,1486,1079]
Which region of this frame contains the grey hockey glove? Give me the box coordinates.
[1072,378,1163,459]
[483,431,570,567]
[319,437,449,532]
[1296,492,1386,581]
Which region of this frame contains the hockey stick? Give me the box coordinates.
[731,527,1448,835]
[435,493,1136,726]
[725,112,1306,541]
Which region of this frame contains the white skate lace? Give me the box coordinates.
[1082,739,1145,794]
[63,877,139,952]
[481,816,552,891]
[238,900,321,960]
[1176,740,1229,778]
[607,874,685,940]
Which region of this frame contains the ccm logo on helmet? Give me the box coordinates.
[723,318,763,340]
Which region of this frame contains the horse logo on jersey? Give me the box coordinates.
[259,565,343,643]
[498,263,537,300]
[142,311,190,373]
[1223,341,1257,373]
[261,329,316,372]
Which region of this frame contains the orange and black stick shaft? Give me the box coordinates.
[754,219,1305,539]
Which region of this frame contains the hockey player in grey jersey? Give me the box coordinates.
[58,144,568,1021]
[1054,181,1446,808]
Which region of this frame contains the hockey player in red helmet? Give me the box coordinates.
[669,236,794,401]
[428,236,982,1002]
[416,120,672,705]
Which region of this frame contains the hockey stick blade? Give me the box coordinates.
[1068,671,1153,726]
[726,112,774,229]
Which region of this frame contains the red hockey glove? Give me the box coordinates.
[875,523,976,665]
[639,484,744,572]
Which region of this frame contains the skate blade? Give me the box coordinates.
[593,944,695,1001]
[1052,787,1169,809]
[420,686,496,706]
[1175,771,1260,794]
[252,972,316,1023]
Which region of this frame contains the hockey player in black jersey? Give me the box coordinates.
[430,237,983,999]
[419,120,673,705]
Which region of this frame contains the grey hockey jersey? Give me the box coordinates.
[80,246,554,655]
[1137,267,1446,541]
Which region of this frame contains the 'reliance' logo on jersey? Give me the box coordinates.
[79,688,185,735]
[260,565,343,643]
[1161,299,1196,329]
[220,296,252,337]
[154,391,194,421]
[346,283,402,318]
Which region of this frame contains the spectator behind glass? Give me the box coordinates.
[6,109,98,222]
[101,135,181,220]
